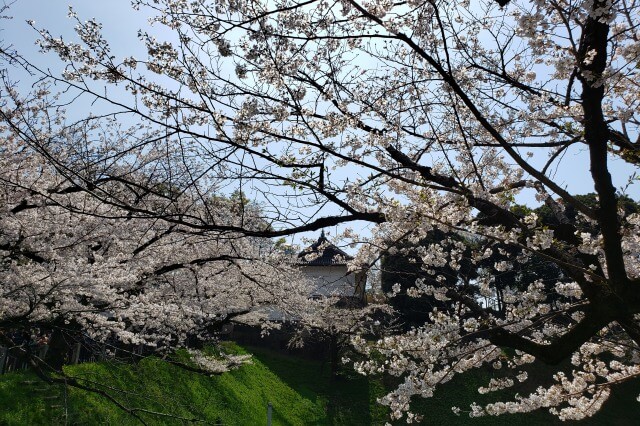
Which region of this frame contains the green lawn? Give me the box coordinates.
[1,344,639,425]
[401,361,640,426]
[0,344,380,425]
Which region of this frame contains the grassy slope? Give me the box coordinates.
[246,346,387,425]
[1,344,640,425]
[405,362,640,426]
[0,344,377,425]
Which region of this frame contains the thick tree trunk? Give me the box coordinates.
[46,329,71,371]
[329,334,340,379]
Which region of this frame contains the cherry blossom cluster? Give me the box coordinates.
[2,0,640,422]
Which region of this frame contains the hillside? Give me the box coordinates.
[0,344,381,425]
[1,344,639,425]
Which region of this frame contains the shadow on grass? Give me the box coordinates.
[3,344,639,425]
[246,345,382,425]
[248,345,640,426]
[407,363,640,426]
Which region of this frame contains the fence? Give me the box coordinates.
[0,339,146,375]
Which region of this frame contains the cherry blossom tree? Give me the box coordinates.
[0,119,314,400]
[3,0,640,421]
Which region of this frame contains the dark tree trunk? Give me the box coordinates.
[46,329,71,371]
[329,334,340,379]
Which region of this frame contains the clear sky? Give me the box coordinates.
[4,1,147,62]
[3,1,639,252]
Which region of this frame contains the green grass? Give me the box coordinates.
[246,346,386,425]
[0,372,58,425]
[403,362,640,425]
[0,344,377,425]
[2,344,640,425]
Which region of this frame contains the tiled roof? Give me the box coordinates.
[297,231,353,265]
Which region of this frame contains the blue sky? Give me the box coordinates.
[3,1,639,252]
[4,1,146,61]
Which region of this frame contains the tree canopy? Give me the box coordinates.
[2,0,640,421]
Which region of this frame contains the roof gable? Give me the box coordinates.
[297,231,353,265]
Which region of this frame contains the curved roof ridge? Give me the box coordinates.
[297,231,353,265]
